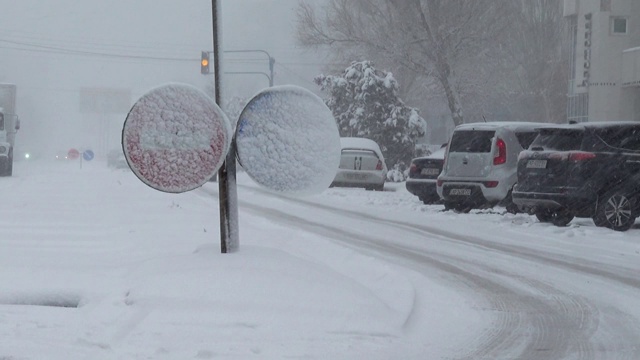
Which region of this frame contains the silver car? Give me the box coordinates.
[331,137,387,191]
[436,122,545,213]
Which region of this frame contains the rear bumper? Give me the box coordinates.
[332,170,385,188]
[406,178,438,198]
[437,180,509,205]
[512,185,596,215]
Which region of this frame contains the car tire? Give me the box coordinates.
[594,190,636,231]
[445,201,471,213]
[535,210,554,223]
[502,190,519,214]
[420,195,439,205]
[550,210,574,227]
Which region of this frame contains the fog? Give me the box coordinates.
[0,0,324,160]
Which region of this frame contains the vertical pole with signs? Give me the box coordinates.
[212,0,239,253]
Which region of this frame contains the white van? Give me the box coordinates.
[436,122,545,212]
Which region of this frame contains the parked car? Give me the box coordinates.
[406,144,447,204]
[436,122,544,213]
[513,121,640,231]
[331,137,387,191]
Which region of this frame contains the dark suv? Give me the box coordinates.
[513,122,640,231]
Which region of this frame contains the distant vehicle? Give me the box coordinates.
[437,122,544,213]
[406,144,446,204]
[107,148,128,169]
[514,121,640,231]
[0,83,20,176]
[331,137,387,191]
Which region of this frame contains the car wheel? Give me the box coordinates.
[535,210,554,223]
[446,202,471,213]
[594,190,636,231]
[420,195,438,205]
[550,210,574,227]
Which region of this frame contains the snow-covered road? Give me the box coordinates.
[230,179,640,359]
[1,159,639,359]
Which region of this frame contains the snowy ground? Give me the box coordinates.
[1,159,639,359]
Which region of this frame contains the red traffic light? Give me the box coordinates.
[201,51,210,74]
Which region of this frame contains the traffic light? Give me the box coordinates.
[201,51,210,74]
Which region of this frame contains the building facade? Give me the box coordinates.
[564,0,640,122]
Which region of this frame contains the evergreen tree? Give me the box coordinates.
[315,61,426,168]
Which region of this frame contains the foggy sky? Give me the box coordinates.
[0,0,325,158]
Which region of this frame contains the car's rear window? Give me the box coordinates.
[449,130,494,153]
[515,131,538,149]
[594,126,640,151]
[530,129,583,151]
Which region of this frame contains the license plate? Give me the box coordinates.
[449,188,471,196]
[526,159,547,169]
[344,173,367,180]
[421,168,440,175]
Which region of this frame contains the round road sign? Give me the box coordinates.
[122,83,232,193]
[68,148,80,160]
[82,149,94,161]
[235,85,340,194]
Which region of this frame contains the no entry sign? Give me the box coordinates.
[122,84,232,193]
[67,148,80,160]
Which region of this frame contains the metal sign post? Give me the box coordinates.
[212,0,239,253]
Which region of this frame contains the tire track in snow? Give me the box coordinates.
[197,186,626,359]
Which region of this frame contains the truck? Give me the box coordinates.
[0,83,20,176]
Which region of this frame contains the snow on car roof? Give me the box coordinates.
[533,121,640,131]
[455,121,550,131]
[340,137,383,153]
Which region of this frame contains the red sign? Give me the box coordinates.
[122,84,231,193]
[67,148,80,160]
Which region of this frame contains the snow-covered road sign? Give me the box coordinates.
[122,84,232,193]
[235,85,341,195]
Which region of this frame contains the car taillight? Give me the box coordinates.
[437,179,444,187]
[409,163,417,175]
[568,151,596,161]
[484,181,499,188]
[376,160,383,171]
[493,138,506,165]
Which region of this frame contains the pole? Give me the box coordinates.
[224,50,275,87]
[212,0,239,253]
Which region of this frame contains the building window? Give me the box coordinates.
[611,17,628,34]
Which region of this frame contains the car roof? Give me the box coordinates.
[535,121,640,131]
[454,121,550,132]
[340,137,381,150]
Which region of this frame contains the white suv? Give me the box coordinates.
[436,122,545,213]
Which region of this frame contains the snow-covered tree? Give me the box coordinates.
[297,0,514,127]
[315,61,426,167]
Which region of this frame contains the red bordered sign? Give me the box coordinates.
[122,84,232,193]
